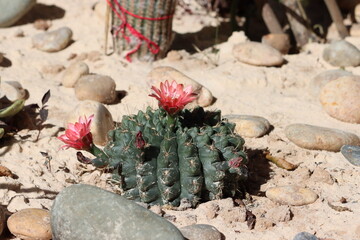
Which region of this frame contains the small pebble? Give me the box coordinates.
[341,145,360,166]
[0,206,5,236]
[322,40,360,67]
[41,64,65,74]
[293,232,318,240]
[7,208,52,240]
[266,186,318,206]
[320,75,360,123]
[32,27,73,52]
[310,167,334,185]
[265,205,292,223]
[0,81,27,102]
[51,184,185,240]
[14,28,24,37]
[261,33,291,54]
[233,42,284,66]
[224,115,271,138]
[74,74,117,104]
[285,124,360,152]
[309,69,352,97]
[66,100,114,146]
[148,66,213,107]
[62,61,89,88]
[0,165,13,177]
[33,19,51,31]
[180,224,223,240]
[0,0,36,27]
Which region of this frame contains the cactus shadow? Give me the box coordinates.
[244,148,272,197]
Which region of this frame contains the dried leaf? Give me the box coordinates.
[41,90,51,106]
[39,108,48,122]
[265,151,298,171]
[328,202,352,212]
[0,165,13,177]
[77,152,92,164]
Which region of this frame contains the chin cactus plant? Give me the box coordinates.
[0,99,25,139]
[59,80,248,207]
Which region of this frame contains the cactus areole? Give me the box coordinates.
[59,80,248,207]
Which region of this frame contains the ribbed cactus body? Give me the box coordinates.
[103,107,247,207]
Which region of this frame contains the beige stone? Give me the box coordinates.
[62,61,89,88]
[224,115,270,138]
[7,208,52,240]
[66,100,114,146]
[266,186,318,206]
[261,33,291,54]
[320,76,360,123]
[74,74,117,104]
[148,66,213,108]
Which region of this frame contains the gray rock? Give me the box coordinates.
[309,69,352,97]
[62,61,89,88]
[0,206,5,236]
[0,0,36,27]
[179,224,223,240]
[341,145,360,166]
[322,40,360,67]
[320,75,360,123]
[233,42,284,66]
[224,115,271,138]
[293,232,318,240]
[285,124,360,152]
[261,33,291,54]
[32,27,73,52]
[74,74,117,104]
[266,186,318,206]
[51,184,185,240]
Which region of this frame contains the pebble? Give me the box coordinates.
[355,4,360,23]
[308,69,352,97]
[261,33,291,54]
[285,124,360,152]
[310,167,334,185]
[341,145,360,166]
[232,42,284,66]
[0,81,27,102]
[148,66,213,107]
[224,115,271,138]
[32,27,73,52]
[33,19,51,31]
[62,61,89,88]
[0,206,5,236]
[51,184,185,240]
[319,75,360,123]
[41,64,65,75]
[265,205,292,223]
[0,0,36,27]
[179,224,223,240]
[66,100,114,146]
[266,186,318,206]
[322,40,360,67]
[7,208,52,240]
[293,232,318,240]
[74,74,117,104]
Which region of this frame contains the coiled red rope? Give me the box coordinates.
[106,0,174,62]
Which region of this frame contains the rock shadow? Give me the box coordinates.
[244,148,272,197]
[0,57,12,68]
[14,3,65,26]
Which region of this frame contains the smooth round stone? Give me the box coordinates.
[74,74,117,104]
[51,184,185,240]
[179,224,223,240]
[266,186,318,206]
[285,124,360,152]
[309,69,352,97]
[0,81,27,102]
[32,27,73,52]
[0,0,36,27]
[320,76,360,123]
[62,61,89,88]
[0,206,5,236]
[224,115,270,138]
[66,100,114,146]
[341,145,360,166]
[7,208,52,240]
[293,232,318,240]
[232,42,284,66]
[322,40,360,67]
[148,66,213,108]
[261,33,291,54]
[355,4,360,23]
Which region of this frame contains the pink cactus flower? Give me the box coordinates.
[149,80,197,115]
[229,157,243,168]
[58,115,94,151]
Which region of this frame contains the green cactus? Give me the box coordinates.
[0,99,25,139]
[93,107,247,207]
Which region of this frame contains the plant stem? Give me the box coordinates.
[90,144,109,167]
[166,114,176,131]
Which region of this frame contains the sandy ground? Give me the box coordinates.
[1,0,360,239]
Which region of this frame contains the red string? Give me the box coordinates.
[106,0,174,62]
